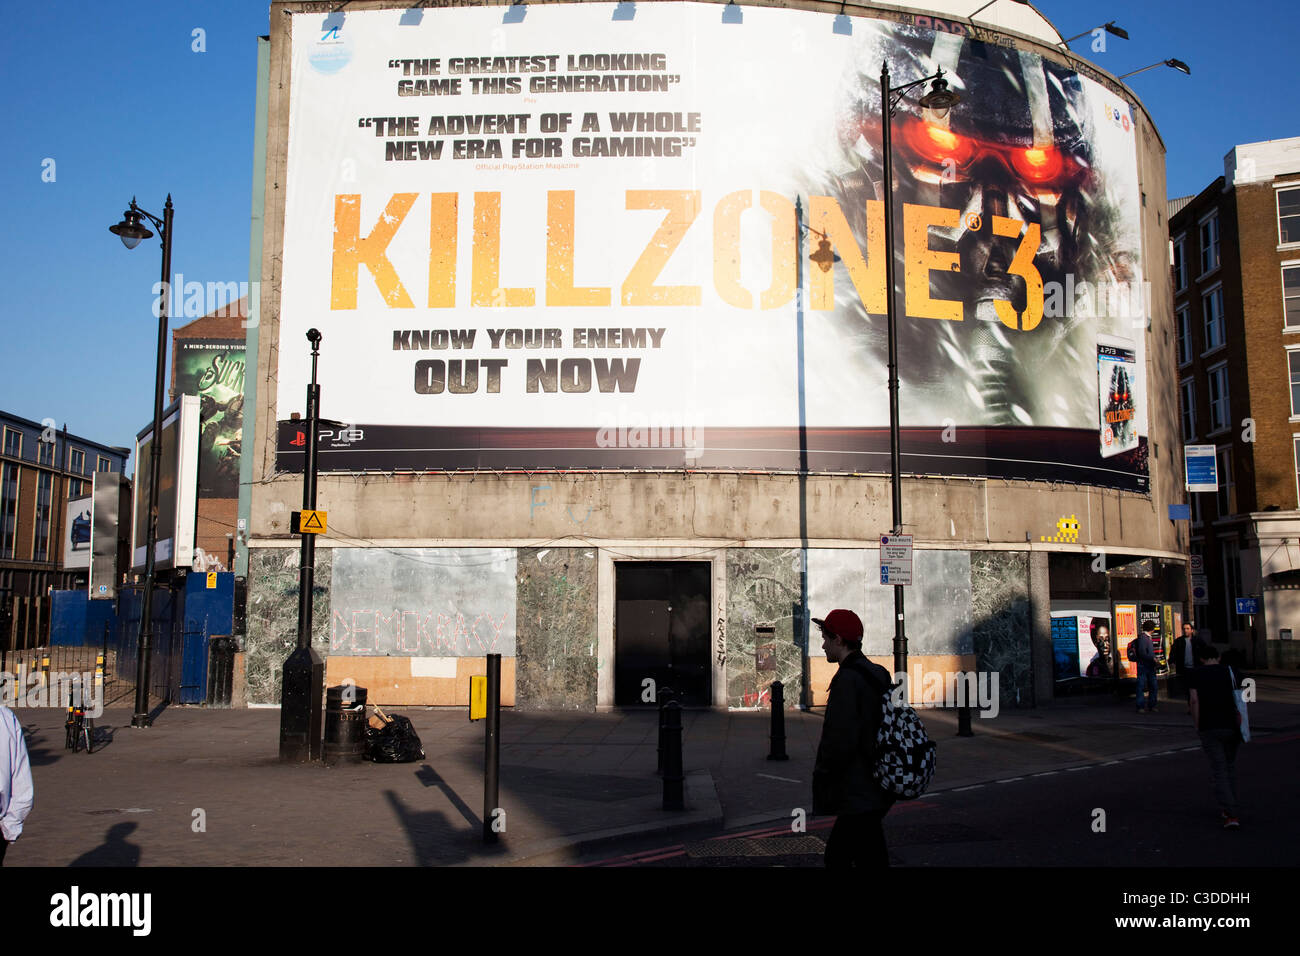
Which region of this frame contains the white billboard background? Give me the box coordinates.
[278,3,1146,440]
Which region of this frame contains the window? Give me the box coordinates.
[1203,286,1225,353]
[70,448,84,474]
[1291,350,1300,417]
[1294,437,1300,508]
[1280,187,1300,245]
[97,457,112,473]
[1207,364,1230,433]
[37,438,54,465]
[1217,446,1234,516]
[1180,379,1197,439]
[1285,264,1300,330]
[2,428,20,459]
[68,478,84,498]
[1190,493,1203,527]
[33,471,52,563]
[1176,306,1192,365]
[1172,238,1187,291]
[1200,212,1220,275]
[0,463,17,559]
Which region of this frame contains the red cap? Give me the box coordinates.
[812,609,863,641]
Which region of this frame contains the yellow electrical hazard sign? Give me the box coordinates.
[292,510,327,534]
[470,675,486,721]
[206,572,217,589]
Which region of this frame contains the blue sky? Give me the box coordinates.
[1,0,1296,460]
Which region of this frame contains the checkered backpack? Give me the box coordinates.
[849,661,937,800]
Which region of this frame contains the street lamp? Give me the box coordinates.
[880,65,961,680]
[1119,58,1191,80]
[109,195,173,729]
[1060,21,1129,48]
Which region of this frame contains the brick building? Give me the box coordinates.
[0,411,130,648]
[1169,136,1300,668]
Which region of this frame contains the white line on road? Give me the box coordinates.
[953,785,984,792]
[1033,771,1059,777]
[756,773,801,783]
[997,777,1024,783]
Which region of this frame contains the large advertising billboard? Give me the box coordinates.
[175,339,245,498]
[132,396,201,571]
[63,495,92,570]
[274,3,1148,489]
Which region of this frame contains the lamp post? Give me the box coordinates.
[279,329,325,762]
[109,196,173,729]
[879,65,960,681]
[1060,21,1129,49]
[1118,58,1191,80]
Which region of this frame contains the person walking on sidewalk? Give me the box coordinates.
[0,706,34,866]
[1188,640,1243,829]
[1134,620,1159,713]
[1172,620,1197,713]
[811,608,896,867]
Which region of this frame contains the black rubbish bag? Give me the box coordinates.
[365,714,426,763]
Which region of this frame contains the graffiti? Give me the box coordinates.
[715,615,727,667]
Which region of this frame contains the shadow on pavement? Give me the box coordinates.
[70,822,142,867]
[384,790,507,865]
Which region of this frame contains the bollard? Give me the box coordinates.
[656,685,675,776]
[957,705,973,737]
[483,653,501,844]
[767,681,789,760]
[662,700,684,810]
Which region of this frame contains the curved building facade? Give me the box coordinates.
[244,0,1187,710]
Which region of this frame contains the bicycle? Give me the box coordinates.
[64,693,94,754]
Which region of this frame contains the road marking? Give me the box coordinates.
[1033,771,1059,777]
[953,785,984,792]
[756,773,801,783]
[997,777,1023,783]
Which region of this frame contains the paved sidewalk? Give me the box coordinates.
[7,675,1298,867]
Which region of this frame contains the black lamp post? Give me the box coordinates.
[880,65,961,681]
[279,329,325,762]
[1119,58,1191,80]
[1060,21,1129,49]
[109,196,173,729]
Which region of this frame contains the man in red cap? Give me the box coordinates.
[811,608,896,867]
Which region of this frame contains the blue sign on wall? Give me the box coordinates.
[1235,597,1260,615]
[1185,445,1218,491]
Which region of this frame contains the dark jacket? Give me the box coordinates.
[1135,633,1156,666]
[1171,635,1194,676]
[813,651,895,816]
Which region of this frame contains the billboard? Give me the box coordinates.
[89,471,125,600]
[1051,610,1111,681]
[174,339,245,498]
[275,3,1147,489]
[132,396,201,571]
[63,495,92,570]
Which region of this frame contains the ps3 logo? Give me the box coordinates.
[321,426,364,445]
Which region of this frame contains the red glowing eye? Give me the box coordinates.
[902,119,972,165]
[1012,146,1064,182]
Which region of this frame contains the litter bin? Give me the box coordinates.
[323,684,368,765]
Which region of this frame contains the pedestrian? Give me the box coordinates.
[1133,619,1159,713]
[1188,640,1243,828]
[811,608,895,867]
[1171,620,1197,713]
[0,706,34,866]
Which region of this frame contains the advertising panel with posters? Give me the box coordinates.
[174,340,245,498]
[1052,610,1112,681]
[1114,603,1138,678]
[132,396,201,571]
[63,495,92,570]
[274,3,1147,488]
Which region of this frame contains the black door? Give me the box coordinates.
[615,562,711,706]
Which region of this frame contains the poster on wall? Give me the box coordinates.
[274,3,1148,489]
[1114,603,1138,678]
[1098,340,1139,459]
[174,340,245,498]
[1052,611,1112,680]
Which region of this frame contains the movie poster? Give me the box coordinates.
[1114,603,1138,678]
[175,340,245,498]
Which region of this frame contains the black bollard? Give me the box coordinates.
[656,685,675,776]
[767,681,789,760]
[483,653,501,843]
[957,704,974,737]
[662,700,684,810]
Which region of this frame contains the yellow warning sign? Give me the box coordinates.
[206,572,217,589]
[470,675,486,721]
[297,510,327,534]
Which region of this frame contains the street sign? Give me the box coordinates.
[1235,597,1260,615]
[1190,554,1204,574]
[469,675,487,721]
[1167,503,1190,520]
[1185,445,1218,492]
[291,510,328,534]
[1191,574,1208,602]
[880,534,913,586]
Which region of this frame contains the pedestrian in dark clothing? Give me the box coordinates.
[1134,620,1158,713]
[1188,640,1243,829]
[811,608,896,867]
[1171,621,1197,712]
